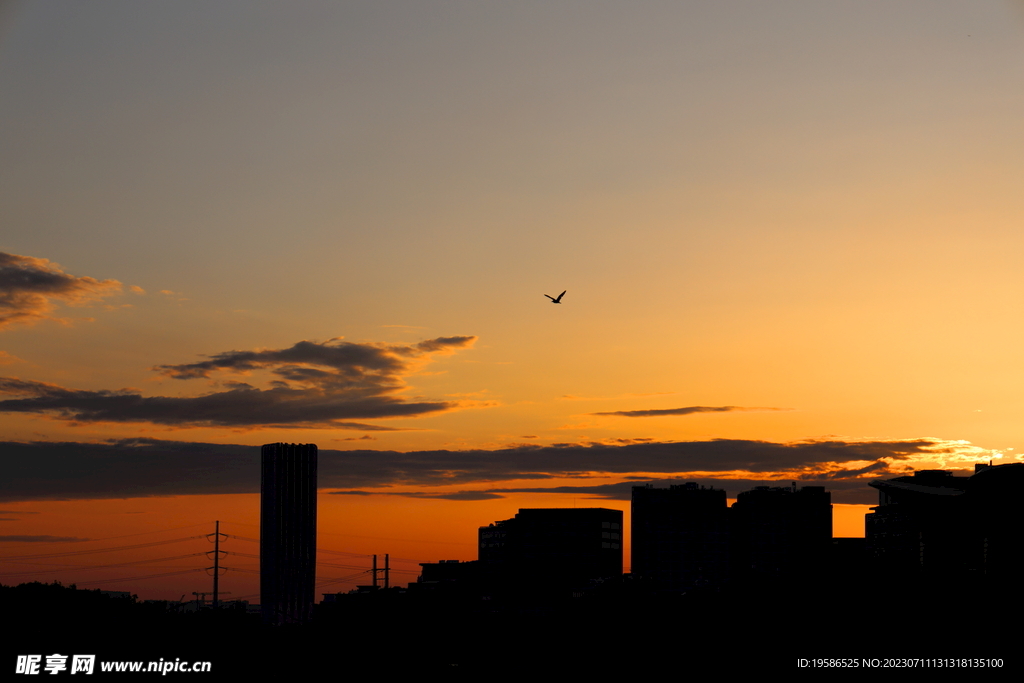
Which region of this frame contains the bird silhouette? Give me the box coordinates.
[545,290,566,304]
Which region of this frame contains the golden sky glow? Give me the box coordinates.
[2,1,1023,599]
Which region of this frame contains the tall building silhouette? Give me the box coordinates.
[261,442,317,625]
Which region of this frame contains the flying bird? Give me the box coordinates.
[545,290,566,304]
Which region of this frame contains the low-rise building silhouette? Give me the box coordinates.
[866,469,969,578]
[965,462,1024,579]
[479,508,622,591]
[632,482,832,591]
[631,483,730,591]
[730,484,832,584]
[867,463,1024,581]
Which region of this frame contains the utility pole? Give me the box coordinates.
[213,521,221,608]
[369,553,391,589]
[206,520,228,608]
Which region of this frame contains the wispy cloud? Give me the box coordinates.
[0,252,122,330]
[561,392,676,401]
[591,405,791,417]
[0,351,23,365]
[330,490,504,501]
[0,336,478,429]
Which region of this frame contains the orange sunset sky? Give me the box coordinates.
[2,1,1024,602]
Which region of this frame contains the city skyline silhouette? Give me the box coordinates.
[5,462,1021,673]
[3,0,1023,675]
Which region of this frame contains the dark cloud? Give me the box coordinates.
[0,535,90,543]
[0,336,477,428]
[0,252,122,329]
[0,439,259,501]
[0,436,981,503]
[591,405,790,417]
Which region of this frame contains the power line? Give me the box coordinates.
[0,552,206,577]
[0,536,205,561]
[316,571,371,588]
[73,568,206,587]
[226,533,425,564]
[2,520,433,597]
[0,523,210,547]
